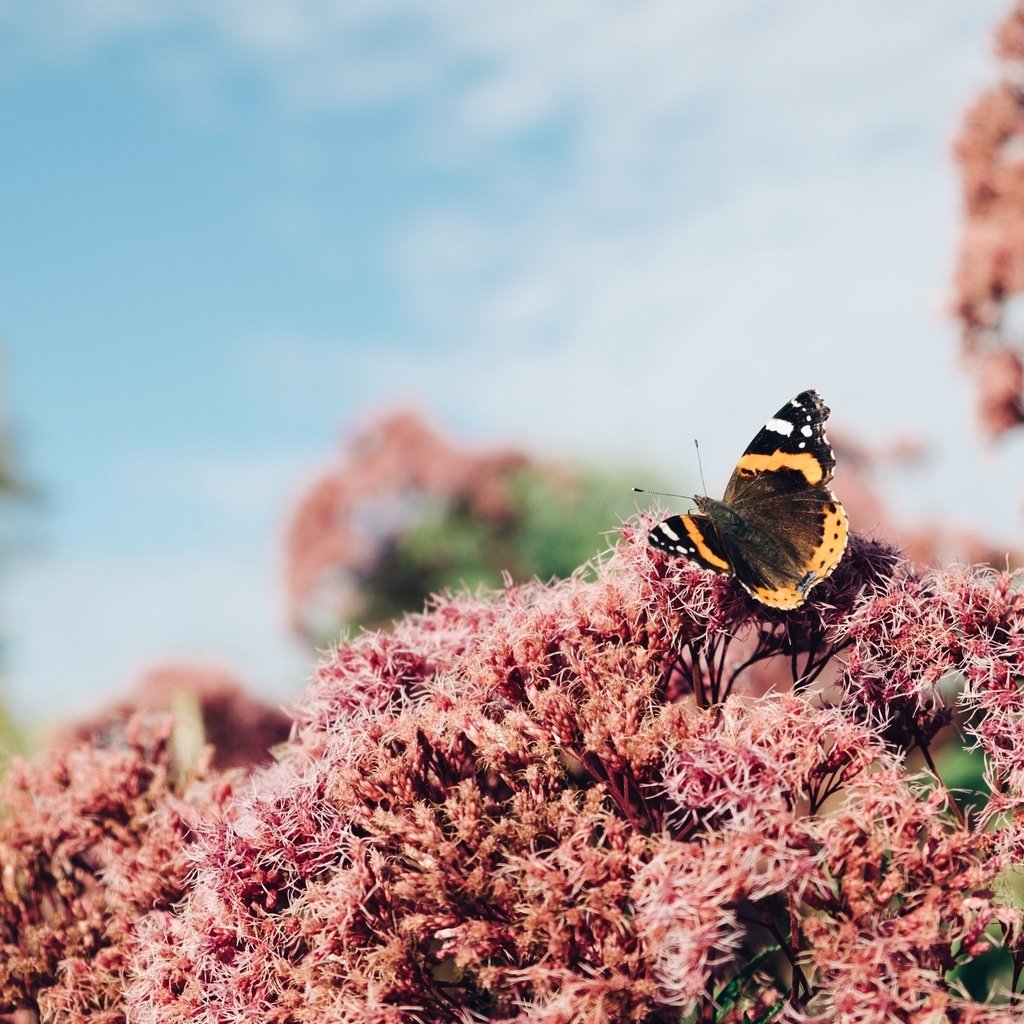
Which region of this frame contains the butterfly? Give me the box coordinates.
[646,389,849,608]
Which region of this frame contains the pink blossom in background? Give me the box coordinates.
[62,663,291,771]
[954,0,1024,439]
[830,431,1021,569]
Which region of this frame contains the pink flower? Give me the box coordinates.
[7,509,1024,1020]
[953,1,1024,439]
[64,662,290,771]
[0,714,233,1021]
[119,522,1023,1021]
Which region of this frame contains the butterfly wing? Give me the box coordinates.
[648,513,732,575]
[721,488,849,608]
[723,389,836,503]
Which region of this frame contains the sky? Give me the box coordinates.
[0,0,1018,724]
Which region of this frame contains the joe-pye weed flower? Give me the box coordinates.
[0,526,999,1023]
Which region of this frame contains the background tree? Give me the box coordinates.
[284,409,641,643]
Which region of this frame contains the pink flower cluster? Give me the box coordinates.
[0,714,235,1023]
[4,523,1021,1020]
[63,663,291,771]
[954,0,1024,438]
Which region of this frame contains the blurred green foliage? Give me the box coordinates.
[348,465,649,632]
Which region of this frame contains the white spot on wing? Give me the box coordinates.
[765,417,794,435]
[801,424,813,437]
[658,523,681,542]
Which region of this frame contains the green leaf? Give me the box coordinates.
[713,944,782,1021]
[742,998,785,1024]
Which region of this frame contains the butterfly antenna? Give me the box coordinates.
[694,438,708,496]
[632,487,693,501]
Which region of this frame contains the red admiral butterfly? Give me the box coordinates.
[646,390,849,609]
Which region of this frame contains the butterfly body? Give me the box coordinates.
[647,390,849,609]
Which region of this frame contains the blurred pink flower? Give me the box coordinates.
[953,1,1024,439]
[63,662,290,771]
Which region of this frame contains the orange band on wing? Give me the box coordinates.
[680,515,731,571]
[750,584,805,609]
[735,451,824,485]
[809,503,849,576]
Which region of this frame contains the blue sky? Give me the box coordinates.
[0,1,1017,723]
